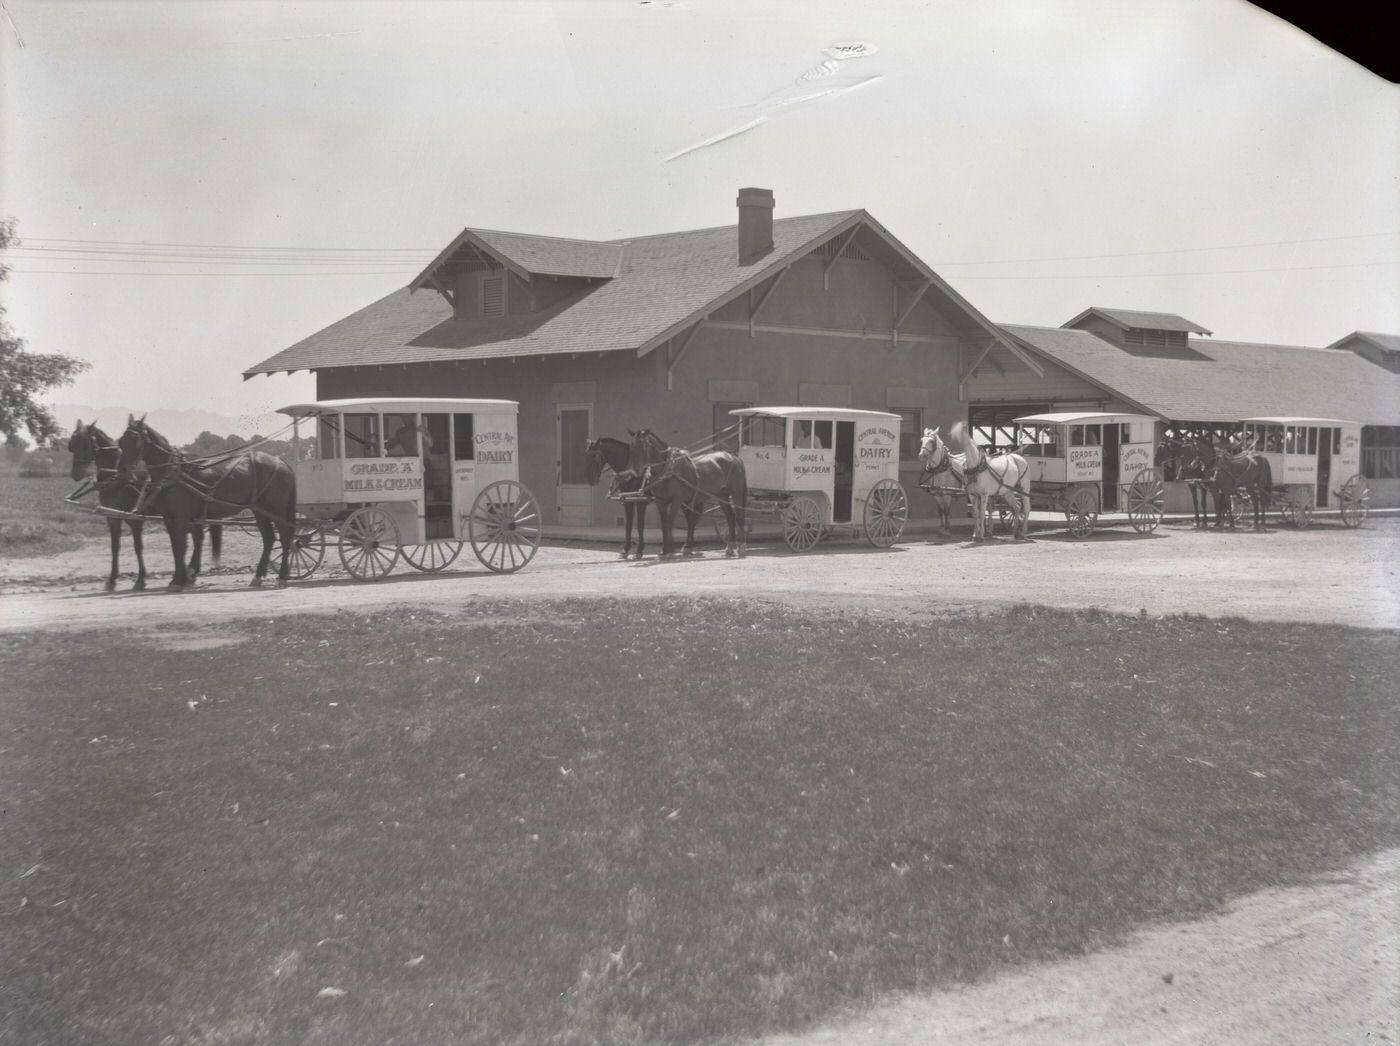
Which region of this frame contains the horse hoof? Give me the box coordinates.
[105,581,117,592]
[250,577,264,588]
[618,550,631,560]
[131,581,145,592]
[166,582,184,593]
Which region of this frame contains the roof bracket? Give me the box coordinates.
[891,278,931,345]
[823,228,859,290]
[666,322,704,391]
[749,269,787,336]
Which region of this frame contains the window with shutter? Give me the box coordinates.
[481,274,506,317]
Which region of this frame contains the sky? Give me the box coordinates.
[2,0,1397,436]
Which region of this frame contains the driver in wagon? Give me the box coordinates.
[386,415,434,457]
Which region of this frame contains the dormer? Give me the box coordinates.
[1062,307,1212,356]
[1326,331,1400,373]
[409,229,623,319]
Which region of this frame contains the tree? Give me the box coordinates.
[0,218,91,444]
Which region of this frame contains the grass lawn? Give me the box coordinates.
[3,600,1398,1045]
[0,470,97,558]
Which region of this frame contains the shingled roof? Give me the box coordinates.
[246,208,1013,378]
[1000,324,1400,424]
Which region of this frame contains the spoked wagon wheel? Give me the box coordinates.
[467,480,542,573]
[1282,487,1313,529]
[782,494,824,552]
[402,540,464,572]
[1338,474,1369,528]
[1125,468,1165,534]
[1228,494,1253,529]
[288,519,326,580]
[863,479,908,547]
[1064,485,1098,538]
[339,506,401,580]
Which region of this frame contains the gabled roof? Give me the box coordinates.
[246,209,1018,377]
[409,229,624,287]
[1327,330,1400,354]
[999,324,1400,424]
[1062,307,1212,335]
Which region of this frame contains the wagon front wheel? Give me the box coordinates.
[339,506,400,580]
[467,480,542,573]
[1065,485,1098,538]
[402,541,464,572]
[782,495,824,552]
[1125,468,1165,534]
[288,519,326,580]
[863,479,908,547]
[1338,474,1369,528]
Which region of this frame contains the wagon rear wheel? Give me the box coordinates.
[1065,484,1098,538]
[782,494,824,552]
[1338,474,1369,528]
[402,541,464,572]
[339,506,400,580]
[1125,468,1165,533]
[863,479,908,548]
[288,519,326,580]
[1228,494,1253,529]
[1281,486,1313,529]
[467,480,542,573]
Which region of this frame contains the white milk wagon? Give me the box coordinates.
[1011,411,1166,537]
[730,407,909,551]
[279,398,542,579]
[1237,417,1369,528]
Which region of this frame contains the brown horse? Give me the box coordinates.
[585,437,648,560]
[67,420,222,590]
[116,415,297,590]
[1155,435,1224,528]
[627,429,747,558]
[1195,436,1272,530]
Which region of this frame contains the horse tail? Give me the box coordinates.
[1256,455,1272,505]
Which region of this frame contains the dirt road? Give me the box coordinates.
[3,516,1398,633]
[4,517,1397,1045]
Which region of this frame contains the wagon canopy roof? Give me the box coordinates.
[1240,416,1360,428]
[1013,411,1158,427]
[730,406,902,423]
[278,397,519,417]
[244,208,1020,377]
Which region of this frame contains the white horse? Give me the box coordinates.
[918,427,966,533]
[947,422,1032,541]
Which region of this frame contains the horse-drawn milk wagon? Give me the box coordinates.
[280,398,542,579]
[1237,417,1368,528]
[1011,412,1166,537]
[730,407,909,551]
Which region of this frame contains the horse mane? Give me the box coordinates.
[948,421,982,469]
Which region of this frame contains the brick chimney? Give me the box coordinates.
[736,187,774,263]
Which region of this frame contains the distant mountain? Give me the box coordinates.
[52,404,288,448]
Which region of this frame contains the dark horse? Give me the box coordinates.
[585,437,648,560]
[67,420,222,591]
[1155,435,1225,528]
[627,429,747,558]
[1196,436,1272,530]
[116,415,298,590]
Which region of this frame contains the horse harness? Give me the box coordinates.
[124,424,285,522]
